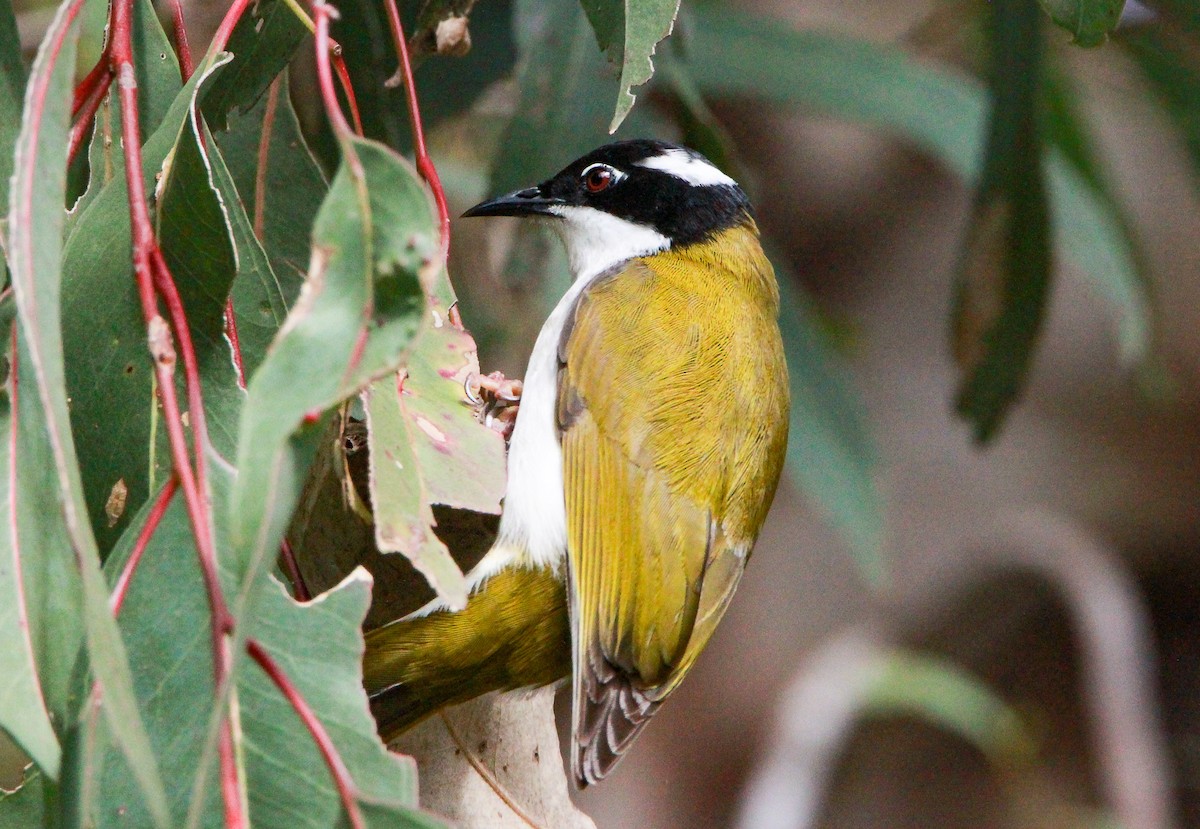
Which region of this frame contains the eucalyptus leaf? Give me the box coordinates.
[0,0,26,211]
[219,74,329,378]
[579,0,682,131]
[953,0,1052,441]
[6,0,169,819]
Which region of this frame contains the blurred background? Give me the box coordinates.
[8,0,1199,826]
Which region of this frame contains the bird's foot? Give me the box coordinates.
[464,371,522,441]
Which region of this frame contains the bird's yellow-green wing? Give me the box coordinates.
[559,227,789,786]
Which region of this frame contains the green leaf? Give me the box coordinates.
[774,269,883,584]
[579,0,682,131]
[864,651,1035,767]
[219,74,329,378]
[7,0,170,821]
[62,61,216,553]
[952,0,1052,441]
[0,329,63,779]
[683,5,1149,364]
[228,134,429,619]
[492,0,648,196]
[1037,0,1125,47]
[0,768,44,827]
[198,0,309,132]
[95,470,441,828]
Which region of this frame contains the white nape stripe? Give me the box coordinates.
[546,205,670,283]
[635,148,736,187]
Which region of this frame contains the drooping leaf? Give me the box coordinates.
[0,325,62,778]
[70,0,182,221]
[7,0,169,817]
[952,0,1052,441]
[579,0,682,131]
[62,60,218,553]
[683,4,1149,364]
[1037,0,1125,47]
[219,74,329,377]
[493,0,648,195]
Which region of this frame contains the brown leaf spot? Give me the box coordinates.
[105,479,128,527]
[954,197,1010,374]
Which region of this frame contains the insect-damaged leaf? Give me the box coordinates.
[579,0,681,131]
[228,135,426,610]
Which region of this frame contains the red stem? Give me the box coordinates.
[73,55,110,117]
[331,52,364,136]
[378,0,450,262]
[168,0,194,82]
[246,638,364,829]
[109,476,180,615]
[67,68,112,167]
[313,3,354,142]
[109,0,242,823]
[279,539,311,601]
[208,0,257,56]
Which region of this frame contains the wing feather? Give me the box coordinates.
[559,228,788,786]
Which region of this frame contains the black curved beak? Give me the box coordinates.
[462,186,563,218]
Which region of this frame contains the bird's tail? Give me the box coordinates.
[363,563,571,742]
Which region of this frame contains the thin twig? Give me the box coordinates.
[246,638,364,829]
[108,0,242,822]
[313,2,355,141]
[279,539,311,601]
[109,476,180,615]
[378,0,450,262]
[167,0,194,81]
[67,68,111,166]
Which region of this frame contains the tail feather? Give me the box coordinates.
[363,564,570,742]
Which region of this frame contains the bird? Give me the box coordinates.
[362,139,790,787]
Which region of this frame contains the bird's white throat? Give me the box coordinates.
[546,205,670,283]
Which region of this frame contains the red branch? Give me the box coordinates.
[279,539,311,601]
[108,0,242,822]
[109,476,180,615]
[314,4,355,143]
[168,0,194,81]
[331,51,364,136]
[67,68,112,167]
[73,56,110,117]
[379,0,450,261]
[246,638,364,829]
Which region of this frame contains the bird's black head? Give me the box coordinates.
[464,140,754,278]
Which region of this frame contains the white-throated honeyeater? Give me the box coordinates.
[363,139,789,787]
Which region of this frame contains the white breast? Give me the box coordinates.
[467,207,670,588]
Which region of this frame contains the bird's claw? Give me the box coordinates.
[464,371,523,440]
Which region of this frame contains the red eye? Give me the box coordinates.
[584,166,614,193]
